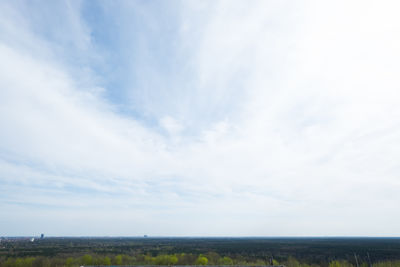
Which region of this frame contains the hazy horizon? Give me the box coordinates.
[0,238,400,240]
[1,1,400,236]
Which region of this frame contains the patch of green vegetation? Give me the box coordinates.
[1,238,400,267]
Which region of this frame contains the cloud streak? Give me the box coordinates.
[0,0,400,236]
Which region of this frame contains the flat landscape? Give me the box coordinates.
[1,237,400,267]
[2,1,400,267]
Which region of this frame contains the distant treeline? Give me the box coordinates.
[1,253,400,267]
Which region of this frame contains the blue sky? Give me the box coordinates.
[1,0,400,236]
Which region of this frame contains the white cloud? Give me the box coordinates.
[160,116,184,135]
[1,0,400,236]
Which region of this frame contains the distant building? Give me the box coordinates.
[144,235,148,238]
[30,238,35,242]
[40,234,44,239]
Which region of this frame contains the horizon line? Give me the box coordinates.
[2,235,400,238]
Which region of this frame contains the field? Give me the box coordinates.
[1,237,400,266]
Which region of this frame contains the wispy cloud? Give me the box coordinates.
[0,0,400,236]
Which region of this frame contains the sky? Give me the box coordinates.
[1,0,400,237]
